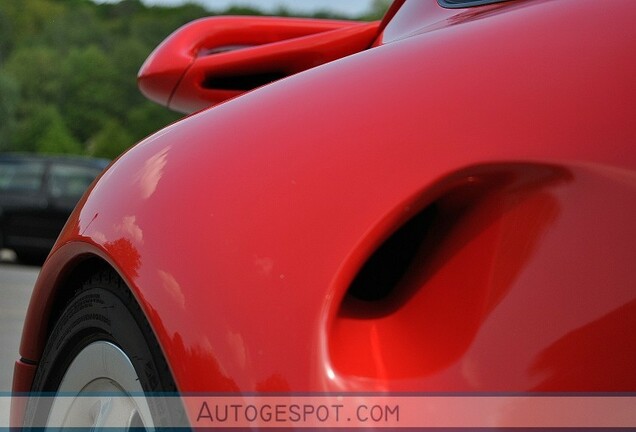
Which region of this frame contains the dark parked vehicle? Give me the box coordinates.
[0,154,109,263]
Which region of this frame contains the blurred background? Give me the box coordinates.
[0,0,390,159]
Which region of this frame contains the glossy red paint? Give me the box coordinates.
[15,0,636,420]
[138,16,380,113]
[10,360,35,427]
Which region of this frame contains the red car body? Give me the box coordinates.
[12,0,636,427]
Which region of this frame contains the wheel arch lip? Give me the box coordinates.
[12,238,178,427]
[18,241,140,365]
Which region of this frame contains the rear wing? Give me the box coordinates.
[138,16,380,114]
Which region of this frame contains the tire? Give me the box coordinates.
[23,270,186,429]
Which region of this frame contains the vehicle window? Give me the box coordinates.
[0,160,46,193]
[49,164,101,200]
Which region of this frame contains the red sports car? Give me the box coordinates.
[12,0,636,428]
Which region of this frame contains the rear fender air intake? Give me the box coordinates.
[328,163,571,380]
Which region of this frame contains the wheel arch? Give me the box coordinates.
[18,242,147,369]
[34,256,115,354]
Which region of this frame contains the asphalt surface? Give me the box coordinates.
[0,255,40,426]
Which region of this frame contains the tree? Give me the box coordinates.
[1,0,372,157]
[12,105,81,154]
[126,102,181,142]
[360,0,392,20]
[36,114,83,155]
[59,45,123,144]
[89,118,134,159]
[0,73,19,151]
[4,46,64,106]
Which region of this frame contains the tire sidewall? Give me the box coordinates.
[24,272,182,428]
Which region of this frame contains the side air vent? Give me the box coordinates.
[347,206,437,302]
[329,163,570,380]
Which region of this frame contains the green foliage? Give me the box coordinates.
[4,46,65,105]
[0,0,207,157]
[35,108,83,155]
[59,45,123,143]
[0,0,389,158]
[360,0,392,21]
[12,105,81,154]
[0,73,19,151]
[89,119,134,159]
[126,102,181,142]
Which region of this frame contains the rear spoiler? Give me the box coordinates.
[138,16,380,114]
